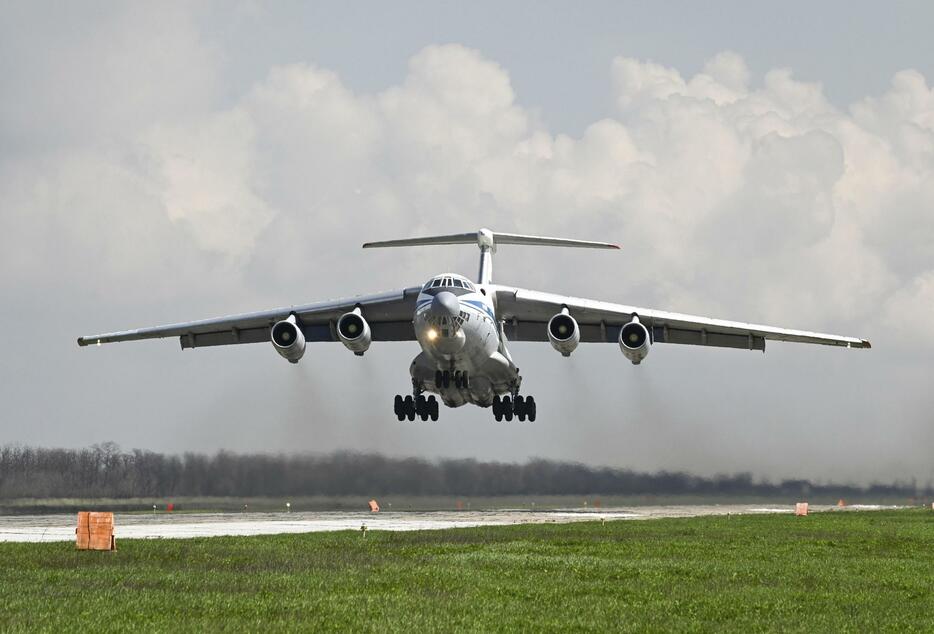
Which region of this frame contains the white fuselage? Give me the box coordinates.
[410,274,518,408]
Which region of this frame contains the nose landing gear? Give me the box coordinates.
[435,369,469,390]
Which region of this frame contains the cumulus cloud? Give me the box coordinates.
[1,11,932,481]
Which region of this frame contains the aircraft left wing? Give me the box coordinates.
[493,285,871,351]
[77,287,421,349]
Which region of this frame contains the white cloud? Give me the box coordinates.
[6,40,934,341]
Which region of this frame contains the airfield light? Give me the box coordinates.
[427,328,438,341]
[97,340,101,347]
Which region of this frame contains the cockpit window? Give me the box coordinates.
[423,276,475,292]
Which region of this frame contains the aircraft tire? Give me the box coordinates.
[404,395,416,421]
[503,396,513,422]
[394,395,405,421]
[527,397,536,422]
[435,370,443,388]
[428,396,439,421]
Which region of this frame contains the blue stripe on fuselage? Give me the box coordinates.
[416,294,495,322]
[463,299,496,322]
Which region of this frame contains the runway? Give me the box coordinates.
[0,503,896,543]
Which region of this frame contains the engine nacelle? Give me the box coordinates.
[619,316,650,364]
[337,308,371,356]
[547,309,580,357]
[271,315,306,363]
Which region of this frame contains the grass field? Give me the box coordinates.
[0,509,931,632]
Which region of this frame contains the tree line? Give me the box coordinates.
[0,443,928,499]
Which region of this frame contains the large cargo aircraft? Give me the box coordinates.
[78,228,870,422]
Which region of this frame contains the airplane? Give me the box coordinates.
[78,228,870,422]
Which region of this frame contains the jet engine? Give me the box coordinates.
[547,309,580,357]
[337,308,371,355]
[271,315,306,363]
[619,316,650,364]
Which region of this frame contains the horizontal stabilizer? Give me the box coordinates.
[363,228,619,251]
[493,232,619,249]
[362,232,479,249]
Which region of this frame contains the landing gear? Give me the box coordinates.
[436,369,469,390]
[394,392,438,421]
[492,393,536,422]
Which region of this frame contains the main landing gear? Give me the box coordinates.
[394,391,439,422]
[492,393,536,422]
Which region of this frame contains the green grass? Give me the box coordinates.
[0,510,931,632]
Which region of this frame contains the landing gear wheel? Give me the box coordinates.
[527,396,536,422]
[394,395,405,421]
[461,371,469,389]
[515,395,526,422]
[442,371,451,389]
[428,395,439,421]
[453,371,461,389]
[417,395,429,421]
[503,395,513,422]
[404,395,416,421]
[435,370,443,389]
[492,395,502,421]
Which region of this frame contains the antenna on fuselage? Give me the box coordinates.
[362,228,619,285]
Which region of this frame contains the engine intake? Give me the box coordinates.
[547,309,580,357]
[619,316,650,364]
[271,315,306,363]
[337,308,371,355]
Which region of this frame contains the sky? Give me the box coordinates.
[1,1,933,484]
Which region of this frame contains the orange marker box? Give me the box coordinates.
[795,502,809,516]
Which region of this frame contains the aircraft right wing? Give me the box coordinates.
[77,287,422,350]
[493,285,871,351]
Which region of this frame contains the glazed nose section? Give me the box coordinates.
[429,291,460,320]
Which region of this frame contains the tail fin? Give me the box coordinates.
[363,228,619,285]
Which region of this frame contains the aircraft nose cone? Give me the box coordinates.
[430,291,460,319]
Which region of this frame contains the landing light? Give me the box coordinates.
[427,328,438,341]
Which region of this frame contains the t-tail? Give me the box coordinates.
[362,228,619,285]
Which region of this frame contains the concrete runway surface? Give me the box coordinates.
[0,504,898,543]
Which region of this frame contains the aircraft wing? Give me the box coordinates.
[493,285,871,351]
[77,287,421,349]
